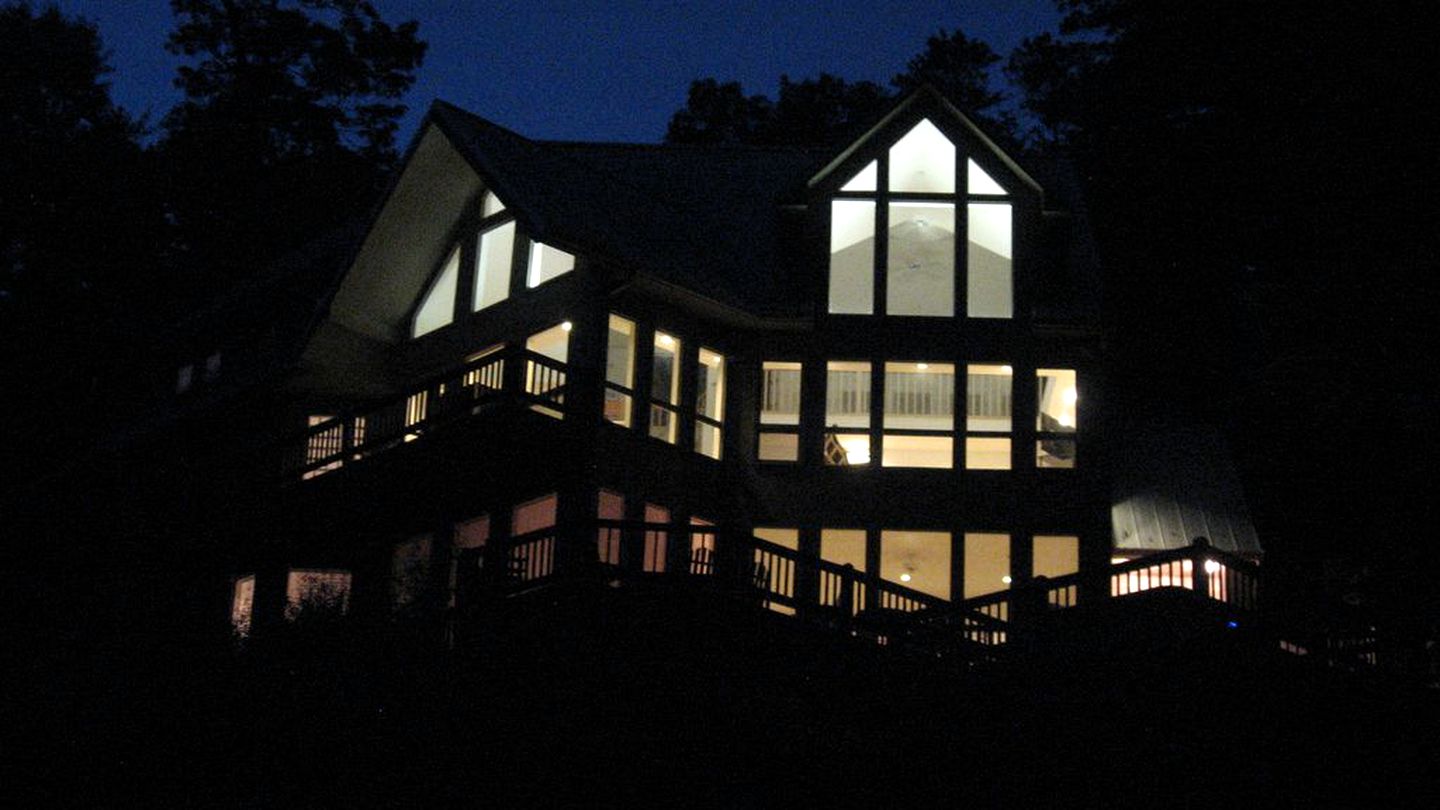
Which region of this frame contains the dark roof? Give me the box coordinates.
[433,101,830,316]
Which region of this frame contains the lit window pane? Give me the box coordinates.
[695,422,722,460]
[967,203,1012,318]
[826,361,871,429]
[841,159,877,192]
[652,333,680,405]
[1037,369,1078,432]
[526,242,574,287]
[605,315,635,426]
[482,191,506,217]
[412,246,459,337]
[231,575,255,637]
[881,530,951,599]
[825,433,870,466]
[526,323,570,363]
[643,503,669,573]
[697,349,724,421]
[758,432,799,461]
[964,533,1010,599]
[884,362,954,430]
[829,200,875,314]
[753,528,799,614]
[888,119,955,193]
[966,436,1011,470]
[760,361,801,425]
[966,364,1013,432]
[285,569,352,619]
[475,221,515,311]
[967,158,1007,195]
[596,490,624,566]
[887,202,955,317]
[881,435,953,468]
[821,529,866,571]
[512,494,558,535]
[1033,535,1079,579]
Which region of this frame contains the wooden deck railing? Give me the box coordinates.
[283,347,567,480]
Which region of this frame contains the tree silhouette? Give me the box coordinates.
[0,2,165,477]
[665,27,1008,147]
[157,0,426,293]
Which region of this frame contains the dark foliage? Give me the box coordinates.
[1008,0,1437,621]
[666,27,1010,147]
[157,0,426,294]
[0,2,166,477]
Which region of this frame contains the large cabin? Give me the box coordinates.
[160,86,1261,650]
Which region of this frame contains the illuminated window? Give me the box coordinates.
[758,361,801,461]
[882,362,954,468]
[821,529,867,609]
[887,202,955,317]
[603,315,636,427]
[596,490,624,566]
[474,220,515,311]
[524,323,570,417]
[827,118,1012,320]
[829,200,875,314]
[643,503,670,573]
[888,119,955,193]
[689,517,717,573]
[511,494,558,582]
[481,190,506,217]
[694,348,725,459]
[649,332,680,443]
[881,530,951,599]
[825,361,871,465]
[968,202,1012,318]
[753,528,799,614]
[966,364,1013,469]
[412,245,459,337]
[285,569,352,619]
[963,533,1010,599]
[231,575,255,637]
[1033,535,1079,579]
[526,242,574,288]
[1036,368,1077,468]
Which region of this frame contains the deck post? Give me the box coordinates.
[1190,536,1210,596]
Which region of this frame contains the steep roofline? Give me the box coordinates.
[807,84,1043,196]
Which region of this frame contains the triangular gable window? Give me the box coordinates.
[527,242,575,288]
[968,159,1007,195]
[412,245,460,337]
[840,160,877,192]
[482,190,506,217]
[888,119,955,193]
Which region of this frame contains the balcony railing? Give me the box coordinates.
[284,347,568,481]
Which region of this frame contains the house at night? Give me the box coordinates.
[51,85,1264,661]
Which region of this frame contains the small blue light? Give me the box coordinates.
[1226,621,1239,629]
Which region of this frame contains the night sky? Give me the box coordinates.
[54,0,1060,143]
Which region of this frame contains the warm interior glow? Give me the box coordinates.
[967,202,1012,318]
[604,315,636,427]
[474,220,515,311]
[482,190,506,217]
[828,200,875,314]
[887,201,955,317]
[841,159,877,191]
[1034,535,1080,579]
[967,158,1007,195]
[285,569,352,619]
[881,530,950,599]
[964,533,1010,599]
[527,242,575,288]
[412,245,460,337]
[888,119,955,193]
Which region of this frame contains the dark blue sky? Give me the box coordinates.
[56,1,1061,144]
